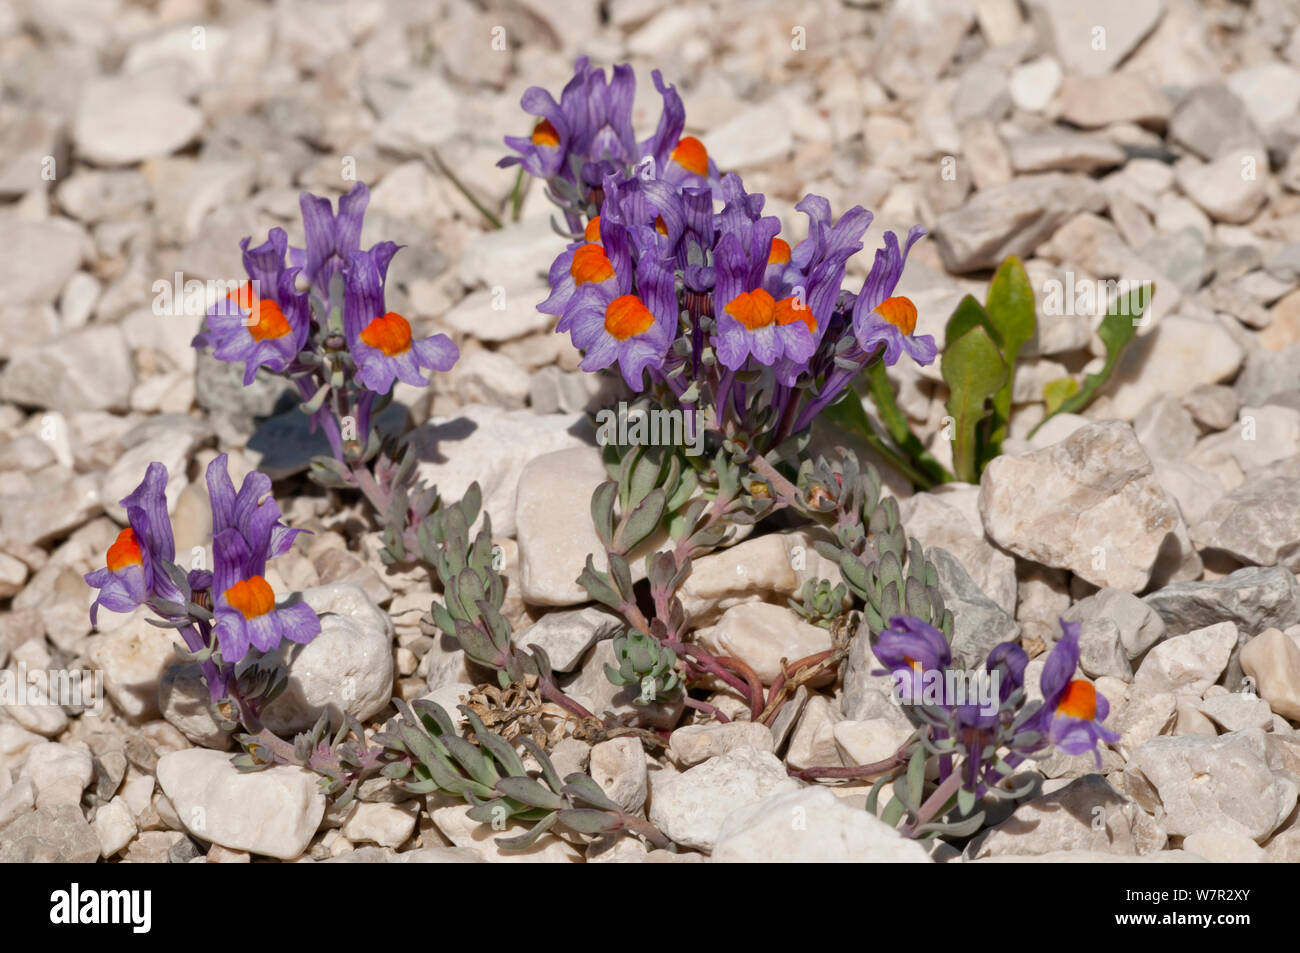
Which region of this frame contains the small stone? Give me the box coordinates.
[1104,317,1244,421]
[157,748,326,860]
[0,804,100,863]
[1144,567,1300,638]
[1168,84,1263,161]
[669,722,774,767]
[930,548,1019,663]
[1192,456,1300,571]
[1063,587,1167,659]
[1007,132,1125,174]
[339,801,419,849]
[590,737,647,814]
[1026,0,1164,76]
[933,173,1105,273]
[158,661,231,750]
[74,74,202,166]
[1239,629,1300,721]
[259,584,396,734]
[1198,693,1274,733]
[1182,384,1239,431]
[713,786,932,862]
[510,606,622,673]
[901,490,1016,614]
[1175,149,1268,224]
[1132,622,1236,695]
[442,287,554,343]
[1056,73,1171,128]
[979,421,1189,591]
[1225,63,1300,132]
[832,718,912,769]
[1007,56,1061,113]
[92,796,137,858]
[705,99,794,169]
[698,603,832,685]
[784,695,842,771]
[22,741,93,809]
[647,747,801,853]
[0,324,132,414]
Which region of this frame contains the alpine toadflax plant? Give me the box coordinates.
[504,57,937,459]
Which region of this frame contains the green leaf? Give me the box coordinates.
[1029,281,1151,438]
[983,256,1036,459]
[613,487,666,554]
[1042,376,1079,415]
[906,746,926,810]
[556,808,621,835]
[941,324,1008,483]
[864,362,954,486]
[943,294,994,349]
[495,776,566,811]
[495,811,558,852]
[590,481,618,548]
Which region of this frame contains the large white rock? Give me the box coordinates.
[712,785,932,863]
[87,618,184,721]
[979,421,1190,591]
[157,748,326,859]
[514,446,666,606]
[0,324,133,413]
[1123,729,1297,842]
[648,747,801,852]
[259,584,395,734]
[410,405,591,539]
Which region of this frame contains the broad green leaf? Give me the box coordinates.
[983,256,1036,459]
[1029,282,1152,438]
[943,294,994,349]
[941,325,1008,483]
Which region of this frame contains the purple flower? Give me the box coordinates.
[713,223,818,371]
[194,228,311,386]
[296,182,370,292]
[85,463,186,625]
[872,615,952,705]
[540,216,631,319]
[206,455,319,663]
[561,251,677,390]
[954,641,1028,730]
[342,245,458,394]
[850,225,937,366]
[1035,620,1120,764]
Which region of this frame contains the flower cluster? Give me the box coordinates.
[873,616,1119,804]
[503,58,937,457]
[85,455,318,701]
[193,182,458,465]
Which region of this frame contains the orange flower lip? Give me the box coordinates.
[604,294,655,340]
[531,118,560,147]
[224,576,276,619]
[774,295,815,333]
[724,288,776,331]
[360,311,413,356]
[1057,680,1097,720]
[106,528,143,572]
[570,243,615,285]
[671,136,709,176]
[584,216,602,242]
[247,299,292,341]
[874,295,918,336]
[768,237,791,265]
